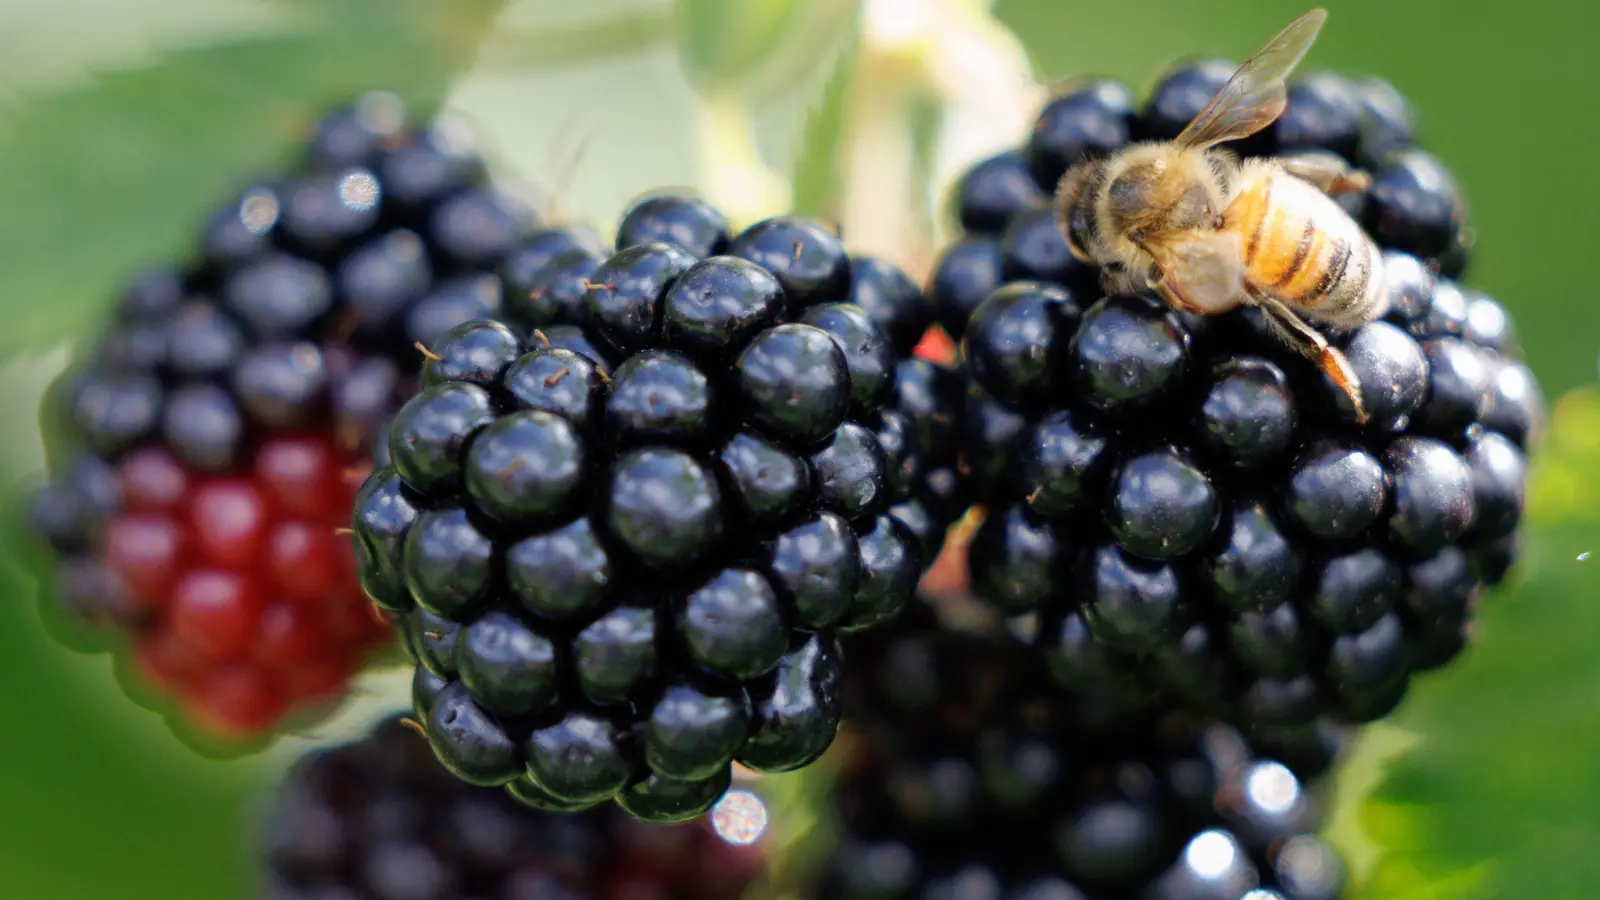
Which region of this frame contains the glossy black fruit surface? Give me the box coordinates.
[930,237,1005,340]
[957,151,1046,236]
[615,194,731,259]
[1027,80,1136,188]
[353,196,925,818]
[1363,150,1467,264]
[1271,73,1364,162]
[849,255,936,357]
[939,71,1539,732]
[728,216,851,310]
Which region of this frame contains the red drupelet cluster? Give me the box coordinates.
[27,90,547,747]
[108,437,388,738]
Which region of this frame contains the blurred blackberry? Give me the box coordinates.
[817,608,1346,898]
[258,715,761,900]
[354,197,928,819]
[28,93,547,747]
[932,66,1541,733]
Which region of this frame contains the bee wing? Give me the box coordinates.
[1146,232,1247,313]
[1173,8,1328,149]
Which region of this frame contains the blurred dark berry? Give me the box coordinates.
[26,96,542,747]
[956,151,1046,235]
[930,237,1005,340]
[1362,149,1466,263]
[1355,76,1418,167]
[616,194,731,259]
[259,716,760,899]
[824,611,1346,899]
[1139,59,1236,142]
[1000,207,1096,292]
[1272,73,1364,162]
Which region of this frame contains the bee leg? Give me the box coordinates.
[1251,292,1370,424]
[1277,152,1371,196]
[1153,278,1203,313]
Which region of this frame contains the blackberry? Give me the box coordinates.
[1026,80,1137,189]
[849,256,938,358]
[257,716,762,900]
[1270,73,1365,163]
[615,193,731,259]
[884,354,968,560]
[817,607,1348,899]
[26,92,544,747]
[930,237,1005,341]
[1363,150,1467,263]
[940,67,1541,730]
[302,91,408,169]
[1139,59,1238,143]
[354,198,928,818]
[1353,77,1418,169]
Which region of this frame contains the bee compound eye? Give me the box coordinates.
[1063,205,1097,262]
[1063,232,1093,264]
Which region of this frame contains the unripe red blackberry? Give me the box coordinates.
[27,92,545,748]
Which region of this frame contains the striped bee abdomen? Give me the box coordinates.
[1225,170,1384,327]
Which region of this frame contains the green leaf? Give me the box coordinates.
[1343,388,1600,896]
[1525,386,1600,529]
[740,739,849,900]
[789,28,858,221]
[1349,512,1600,897]
[676,0,800,90]
[675,0,858,102]
[0,0,507,357]
[467,6,676,73]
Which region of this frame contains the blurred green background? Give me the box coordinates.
[2,0,1597,897]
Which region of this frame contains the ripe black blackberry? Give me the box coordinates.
[353,196,934,820]
[816,606,1347,899]
[938,71,1540,731]
[884,352,969,563]
[258,715,762,900]
[25,92,551,746]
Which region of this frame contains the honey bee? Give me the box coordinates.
[1054,8,1384,422]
